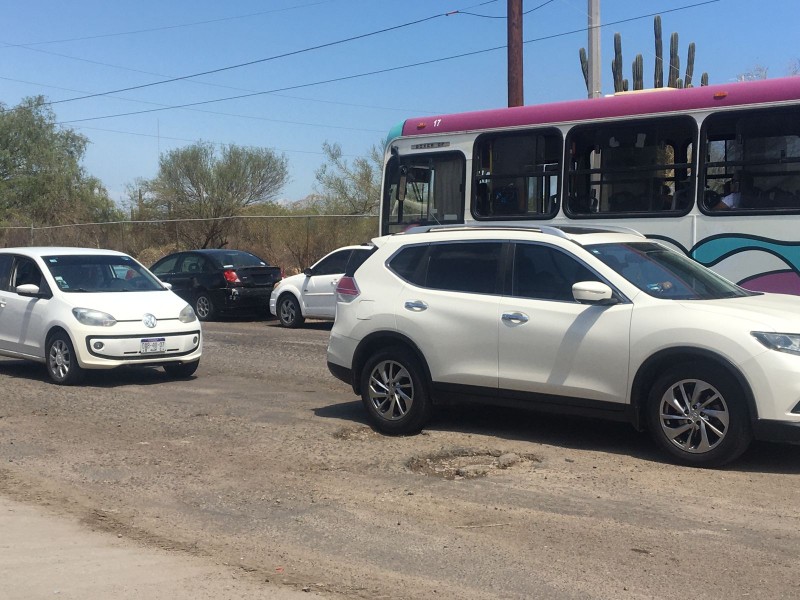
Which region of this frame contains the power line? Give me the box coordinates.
[57,0,722,126]
[457,0,559,18]
[0,1,337,48]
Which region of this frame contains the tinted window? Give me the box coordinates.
[0,254,12,290]
[180,254,208,274]
[314,250,351,276]
[44,254,165,293]
[347,248,373,273]
[212,251,266,268]
[426,242,503,294]
[152,255,180,274]
[388,245,429,286]
[513,244,598,301]
[13,257,44,288]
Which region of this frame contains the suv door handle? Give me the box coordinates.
[404,300,428,312]
[502,312,529,324]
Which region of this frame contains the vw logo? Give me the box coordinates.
[142,313,157,328]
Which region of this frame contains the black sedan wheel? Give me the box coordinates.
[194,293,216,321]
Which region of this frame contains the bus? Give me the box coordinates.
[380,76,800,294]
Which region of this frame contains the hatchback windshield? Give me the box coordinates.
[44,255,165,293]
[585,242,755,300]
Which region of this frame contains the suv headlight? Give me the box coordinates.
[179,304,197,323]
[752,332,800,356]
[73,308,117,327]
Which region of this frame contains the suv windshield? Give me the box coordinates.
[44,255,165,293]
[585,242,754,300]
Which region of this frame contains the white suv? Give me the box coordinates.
[0,247,202,384]
[270,245,373,327]
[327,225,800,467]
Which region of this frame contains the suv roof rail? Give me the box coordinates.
[399,223,646,238]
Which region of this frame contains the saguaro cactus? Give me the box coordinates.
[654,16,664,88]
[668,32,680,88]
[685,42,695,87]
[632,54,644,90]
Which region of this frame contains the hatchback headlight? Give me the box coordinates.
[179,304,197,323]
[752,332,800,356]
[73,308,117,327]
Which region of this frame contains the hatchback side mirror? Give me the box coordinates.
[572,281,618,305]
[16,284,44,298]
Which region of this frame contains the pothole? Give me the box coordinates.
[332,425,379,441]
[407,447,540,479]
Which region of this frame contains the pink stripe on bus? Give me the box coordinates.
[400,77,800,137]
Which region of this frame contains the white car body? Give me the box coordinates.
[270,245,373,327]
[327,226,800,466]
[0,247,202,384]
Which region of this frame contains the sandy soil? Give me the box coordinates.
[1,319,799,599]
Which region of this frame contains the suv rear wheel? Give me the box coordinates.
[646,363,752,467]
[360,347,431,435]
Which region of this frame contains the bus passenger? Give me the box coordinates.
[714,178,741,210]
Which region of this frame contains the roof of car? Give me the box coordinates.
[0,247,130,257]
[377,224,647,247]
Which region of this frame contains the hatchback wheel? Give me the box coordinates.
[277,294,304,328]
[46,332,85,385]
[647,363,752,467]
[194,293,215,321]
[163,359,200,379]
[360,347,431,435]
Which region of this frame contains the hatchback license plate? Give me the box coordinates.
[140,338,166,353]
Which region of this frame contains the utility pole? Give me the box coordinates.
[587,0,601,98]
[507,0,523,107]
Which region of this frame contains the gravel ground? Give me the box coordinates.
[1,318,799,599]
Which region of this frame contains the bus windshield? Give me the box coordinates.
[383,152,465,234]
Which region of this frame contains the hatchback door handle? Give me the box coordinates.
[502,312,529,324]
[404,300,428,311]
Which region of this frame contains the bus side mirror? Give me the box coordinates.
[396,166,407,202]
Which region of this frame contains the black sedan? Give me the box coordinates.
[151,249,282,321]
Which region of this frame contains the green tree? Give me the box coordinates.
[314,141,382,215]
[144,142,289,249]
[0,96,118,225]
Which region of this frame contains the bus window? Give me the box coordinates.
[382,152,465,235]
[566,116,696,217]
[472,129,562,220]
[702,106,800,213]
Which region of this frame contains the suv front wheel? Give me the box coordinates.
[360,347,431,435]
[646,363,752,467]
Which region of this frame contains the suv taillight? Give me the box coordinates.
[335,276,360,303]
[223,269,241,284]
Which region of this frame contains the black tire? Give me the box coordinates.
[46,331,85,385]
[360,346,432,435]
[194,292,216,321]
[277,294,304,328]
[163,360,200,379]
[646,363,752,467]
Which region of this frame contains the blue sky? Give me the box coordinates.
[1,0,797,207]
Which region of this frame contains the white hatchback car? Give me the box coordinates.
[0,247,202,385]
[327,225,800,467]
[270,244,373,327]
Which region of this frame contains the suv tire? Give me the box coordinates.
[360,346,431,435]
[646,363,752,467]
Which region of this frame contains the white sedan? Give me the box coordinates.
[0,247,202,384]
[270,244,374,327]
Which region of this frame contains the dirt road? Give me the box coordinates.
[1,319,799,599]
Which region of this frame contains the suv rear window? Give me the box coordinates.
[388,241,503,294]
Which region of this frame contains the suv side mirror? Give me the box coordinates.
[572,281,618,305]
[16,283,44,298]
